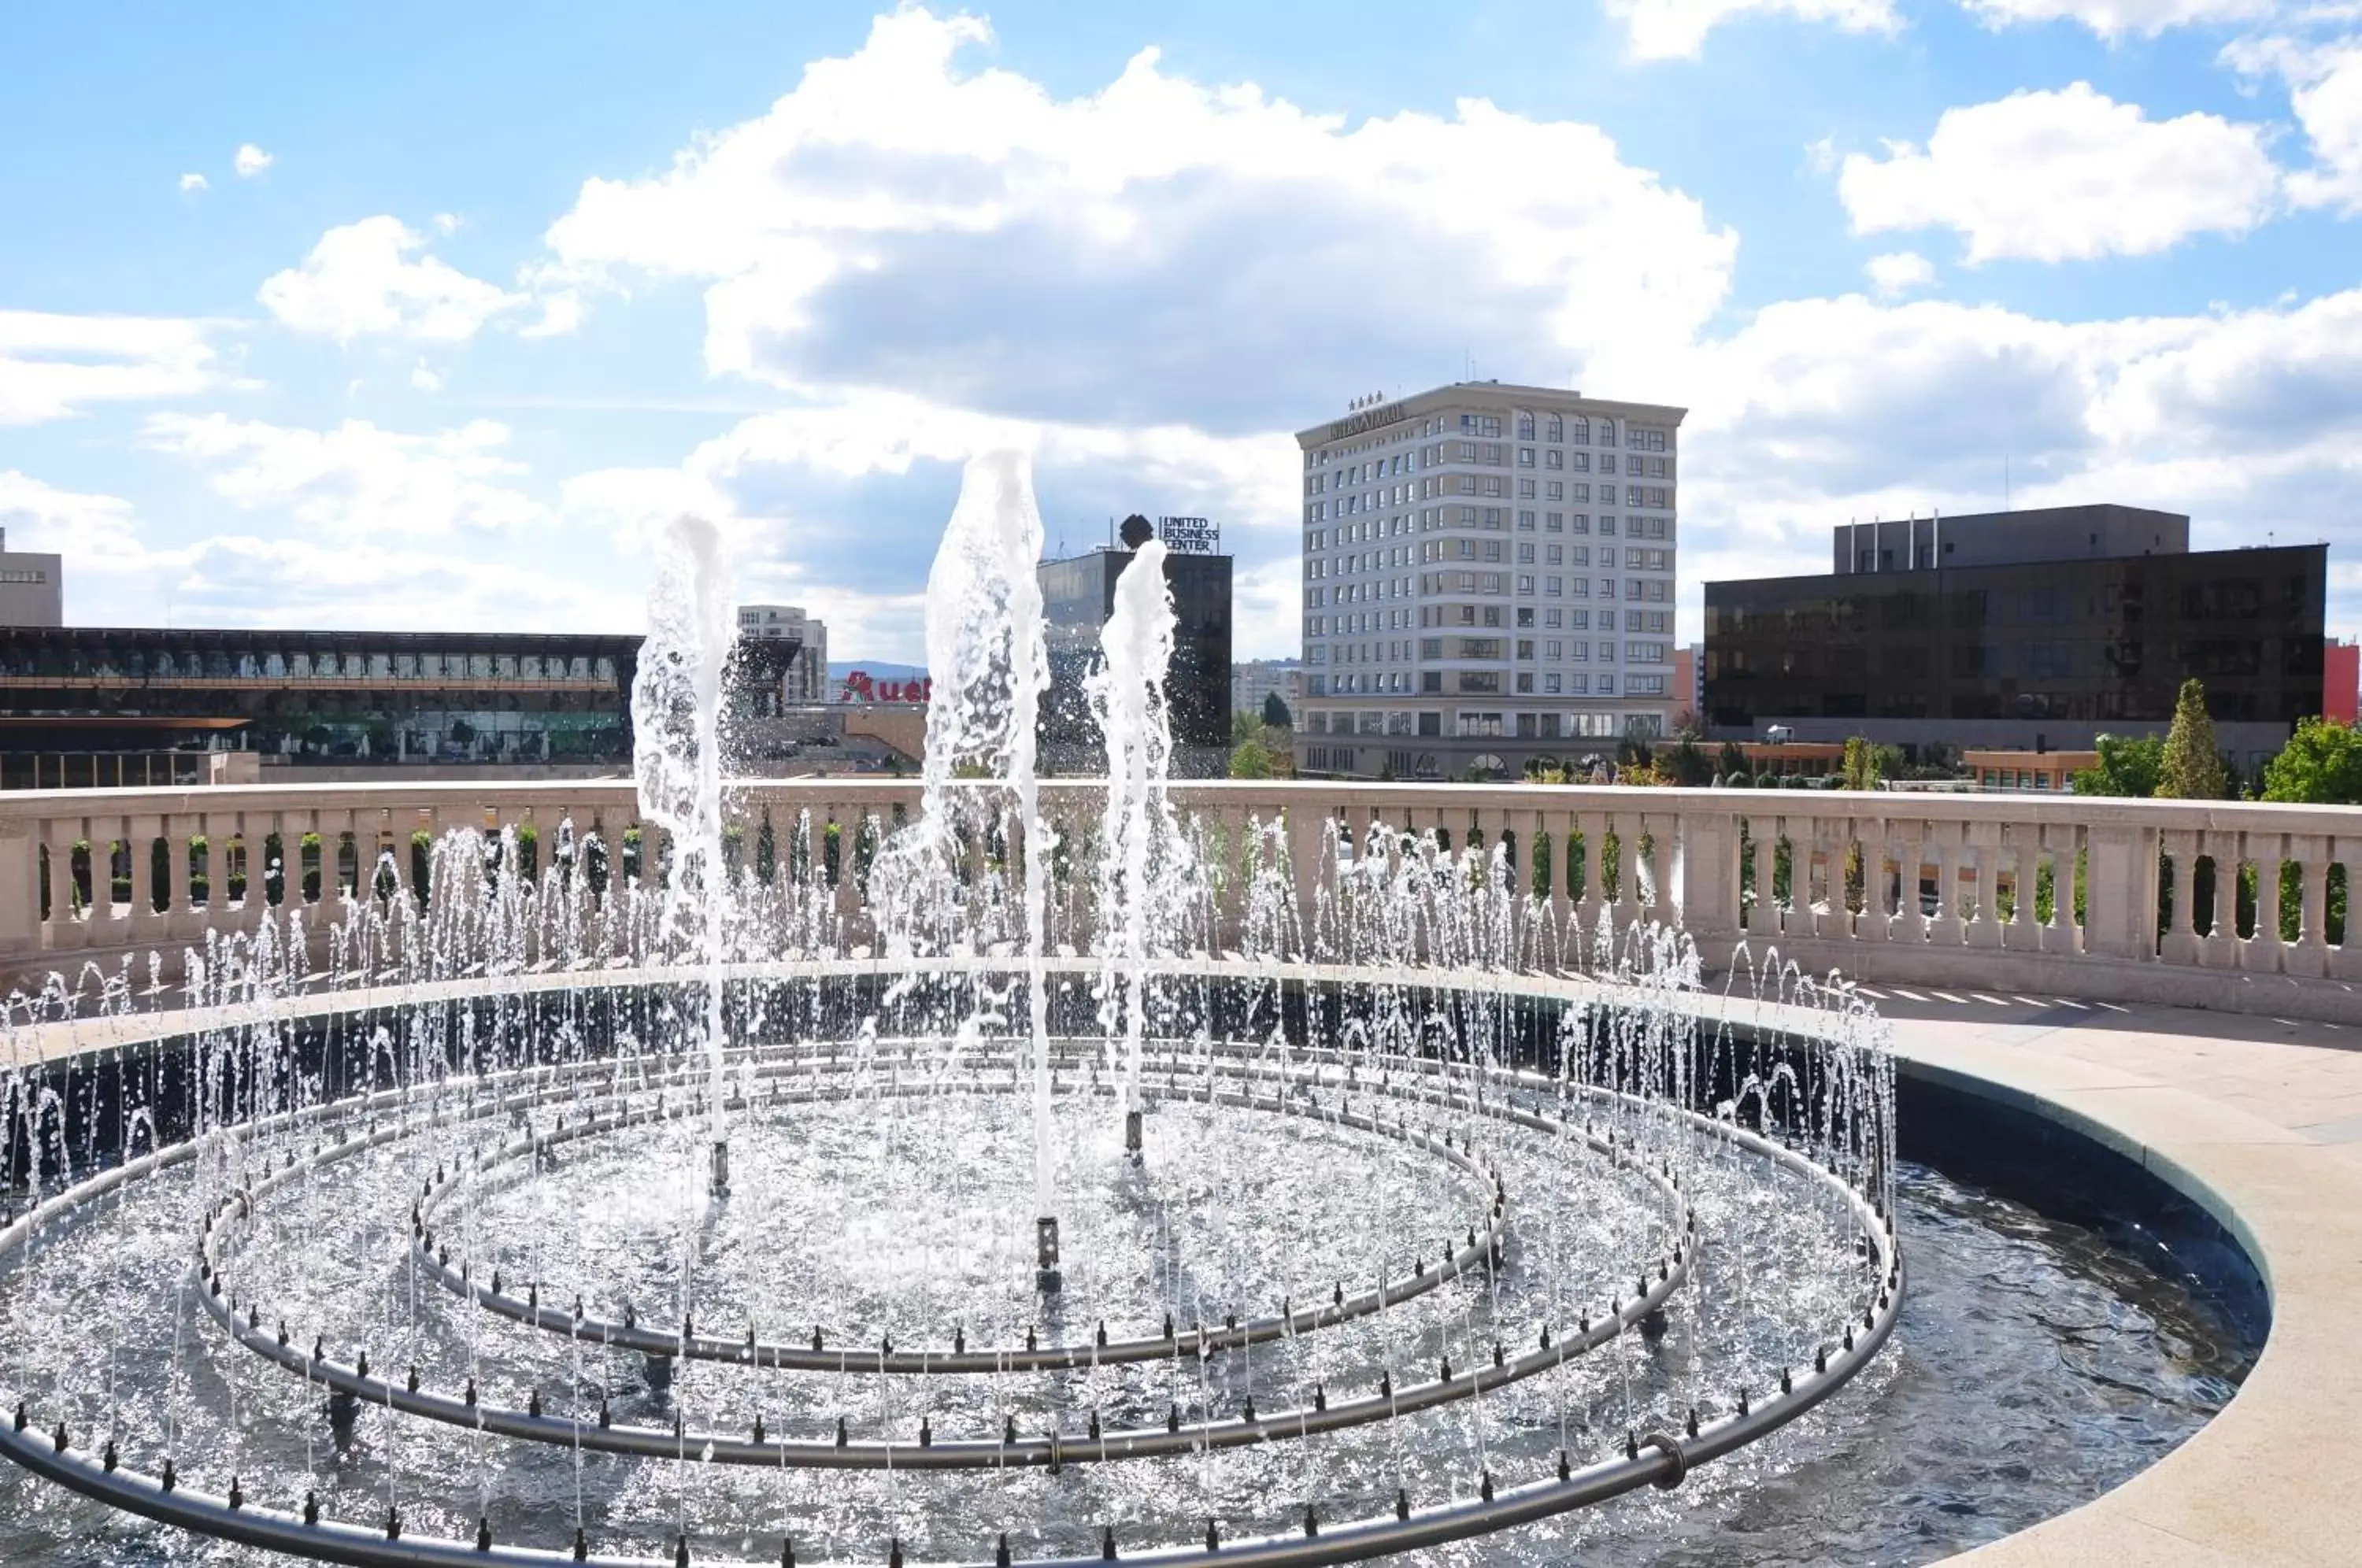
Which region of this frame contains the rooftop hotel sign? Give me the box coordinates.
[1327,401,1408,441]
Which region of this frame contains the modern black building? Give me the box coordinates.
[1705,505,2325,770]
[1038,515,1234,775]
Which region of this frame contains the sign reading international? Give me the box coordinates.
[1158,516,1220,554]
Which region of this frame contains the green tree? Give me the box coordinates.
[2261,717,2362,804]
[2072,733,2165,797]
[1839,736,1885,790]
[1667,735,1713,786]
[1231,710,1261,746]
[1261,691,1293,730]
[2157,678,2230,800]
[1229,737,1275,778]
[1716,740,1747,779]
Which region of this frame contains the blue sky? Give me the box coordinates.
[2,0,2356,660]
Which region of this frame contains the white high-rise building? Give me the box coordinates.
[1294,383,1686,779]
[736,604,830,703]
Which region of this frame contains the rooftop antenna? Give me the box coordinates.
[2004,454,2012,512]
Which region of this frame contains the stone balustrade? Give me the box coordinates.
[3,780,2359,1019]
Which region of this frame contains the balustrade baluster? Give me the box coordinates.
[1746,814,1779,938]
[2202,830,2241,968]
[1890,822,1927,945]
[46,817,85,949]
[2244,834,2286,974]
[2159,829,2201,966]
[2041,824,2081,954]
[2331,836,2362,983]
[128,812,165,943]
[2002,823,2041,951]
[1967,823,2003,949]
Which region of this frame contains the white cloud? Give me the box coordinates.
[409,360,443,393]
[517,290,584,339]
[144,412,550,539]
[259,216,524,343]
[559,386,1305,657]
[541,7,1735,429]
[162,533,636,633]
[0,309,221,424]
[1838,83,2280,261]
[1586,285,2362,641]
[179,172,209,193]
[2227,33,2362,212]
[1864,250,1937,294]
[1605,0,1897,60]
[234,143,273,178]
[0,470,144,560]
[1962,0,2274,39]
[432,212,461,235]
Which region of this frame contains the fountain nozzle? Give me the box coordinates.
[1035,1215,1062,1294]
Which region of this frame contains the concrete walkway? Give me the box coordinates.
[1864,991,2362,1566]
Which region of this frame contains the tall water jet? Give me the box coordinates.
[1087,537,1189,1135]
[630,513,739,1183]
[870,451,1059,1267]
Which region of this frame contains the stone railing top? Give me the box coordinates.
[6,776,2362,819]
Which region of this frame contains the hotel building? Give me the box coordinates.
[1294,382,1686,778]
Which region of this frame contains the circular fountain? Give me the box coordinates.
[0,455,2245,1566]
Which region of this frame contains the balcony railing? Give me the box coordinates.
[2,780,2356,1021]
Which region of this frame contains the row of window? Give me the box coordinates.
[1310,483,1675,521]
[0,649,620,682]
[1416,573,1674,601]
[1318,638,1663,668]
[1310,410,1671,467]
[1298,693,1667,733]
[1313,444,1670,483]
[1309,512,1673,557]
[1305,571,1672,607]
[1309,608,1670,638]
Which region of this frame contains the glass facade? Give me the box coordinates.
[1705,545,2326,734]
[1038,549,1234,760]
[0,626,643,764]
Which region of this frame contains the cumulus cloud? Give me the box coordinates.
[409,360,443,393]
[0,309,220,424]
[1961,0,2274,39]
[144,412,550,539]
[1838,83,2280,261]
[234,143,273,178]
[0,470,144,560]
[259,216,524,342]
[2227,32,2362,213]
[1605,0,1898,60]
[164,533,636,632]
[541,7,1734,433]
[1864,250,1937,294]
[1583,284,2362,638]
[179,172,209,193]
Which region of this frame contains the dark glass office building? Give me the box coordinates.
[1038,530,1233,775]
[1705,539,2325,767]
